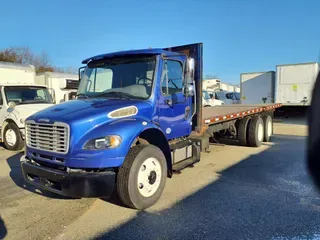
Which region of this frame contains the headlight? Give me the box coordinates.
[83,135,122,150]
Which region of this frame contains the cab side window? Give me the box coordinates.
[162,60,183,95]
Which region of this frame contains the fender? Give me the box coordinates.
[1,114,21,141]
[69,117,170,168]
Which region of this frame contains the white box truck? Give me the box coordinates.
[220,82,234,92]
[275,62,319,106]
[0,61,54,151]
[202,78,221,91]
[240,71,275,104]
[35,72,79,104]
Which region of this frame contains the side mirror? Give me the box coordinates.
[183,84,195,97]
[8,101,16,109]
[184,57,195,97]
[78,66,86,81]
[185,57,195,83]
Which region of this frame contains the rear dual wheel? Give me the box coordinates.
[262,115,273,142]
[247,116,264,147]
[238,114,273,147]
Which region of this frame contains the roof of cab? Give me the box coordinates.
[81,48,180,64]
[0,83,47,87]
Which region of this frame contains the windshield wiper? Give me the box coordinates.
[76,93,90,99]
[168,78,179,89]
[96,91,133,100]
[18,100,50,105]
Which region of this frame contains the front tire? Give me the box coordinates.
[3,122,24,151]
[117,144,167,210]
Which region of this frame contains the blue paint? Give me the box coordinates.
[25,44,197,169]
[82,49,181,64]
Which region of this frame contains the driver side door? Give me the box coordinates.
[158,58,192,140]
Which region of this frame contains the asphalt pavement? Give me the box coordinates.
[1,118,319,240]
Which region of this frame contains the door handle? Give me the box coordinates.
[165,99,172,106]
[185,106,191,119]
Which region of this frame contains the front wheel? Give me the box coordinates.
[3,122,24,151]
[117,144,167,210]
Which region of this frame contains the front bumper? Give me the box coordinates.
[20,155,116,198]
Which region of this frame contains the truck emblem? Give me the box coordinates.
[38,118,50,123]
[166,128,171,134]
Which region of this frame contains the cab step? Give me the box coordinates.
[170,139,201,173]
[172,157,200,173]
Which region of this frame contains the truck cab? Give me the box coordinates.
[21,45,198,208]
[0,62,54,150]
[21,43,280,210]
[0,84,54,150]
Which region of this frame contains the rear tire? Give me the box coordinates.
[117,144,167,210]
[247,115,264,147]
[263,115,273,142]
[238,117,251,146]
[3,122,24,151]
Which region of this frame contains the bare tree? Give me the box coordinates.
[0,46,71,73]
[0,49,19,63]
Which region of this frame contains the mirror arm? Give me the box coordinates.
[78,66,86,81]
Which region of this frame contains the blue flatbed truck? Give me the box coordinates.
[20,43,281,210]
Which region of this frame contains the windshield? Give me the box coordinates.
[78,56,156,100]
[202,91,211,100]
[226,92,241,100]
[4,86,53,105]
[215,91,228,100]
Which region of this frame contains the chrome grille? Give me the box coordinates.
[25,121,69,154]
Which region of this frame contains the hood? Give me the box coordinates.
[14,103,54,119]
[28,98,153,126]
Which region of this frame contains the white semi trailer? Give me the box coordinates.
[240,71,275,104]
[275,62,319,106]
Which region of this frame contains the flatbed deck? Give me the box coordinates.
[202,103,282,125]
